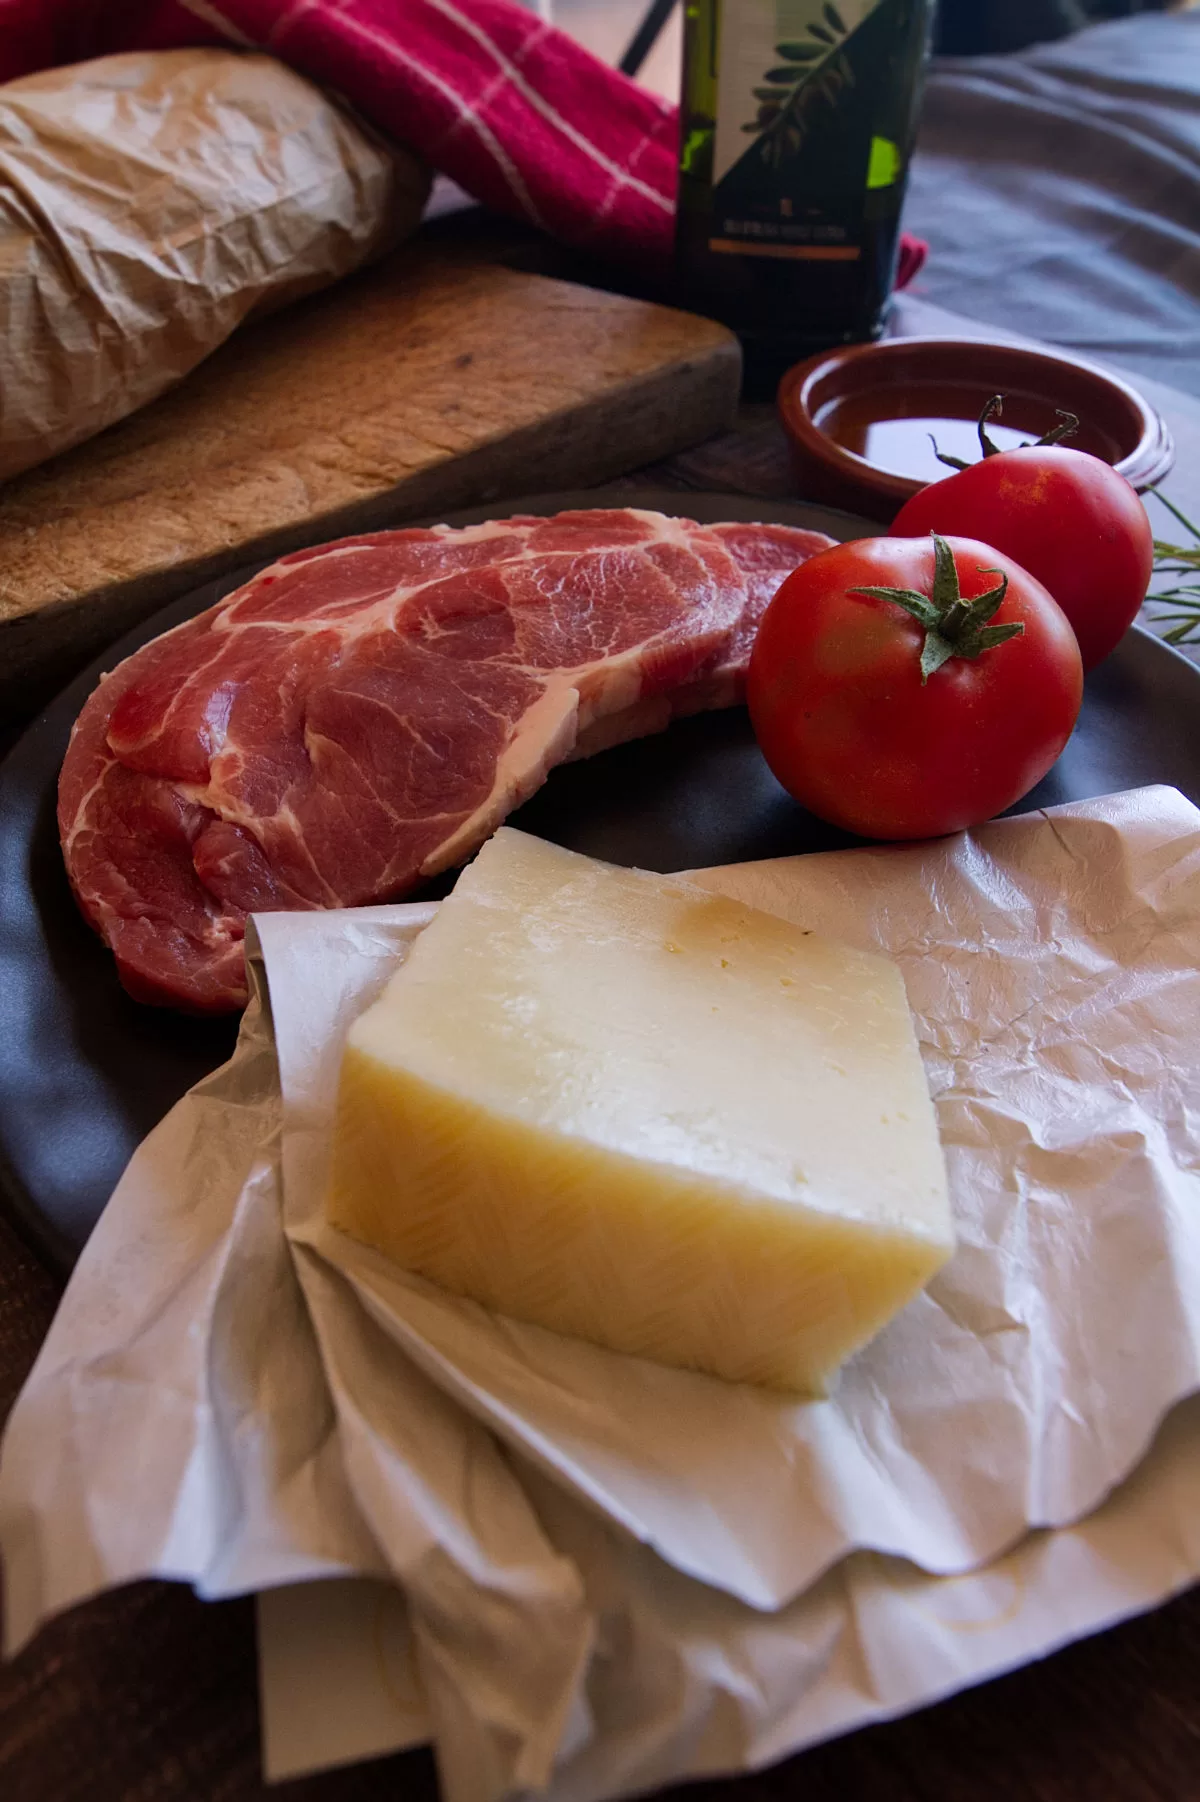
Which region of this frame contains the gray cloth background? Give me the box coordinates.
[905,12,1200,397]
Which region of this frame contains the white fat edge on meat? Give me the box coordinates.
[411,688,582,883]
[204,512,706,652]
[194,516,726,893]
[65,509,742,914]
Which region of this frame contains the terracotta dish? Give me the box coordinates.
[778,336,1175,521]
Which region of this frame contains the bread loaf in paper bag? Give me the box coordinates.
[0,48,429,481]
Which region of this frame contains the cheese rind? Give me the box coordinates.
[327,829,952,1392]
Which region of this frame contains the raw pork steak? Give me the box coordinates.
[59,509,832,1012]
[573,520,836,756]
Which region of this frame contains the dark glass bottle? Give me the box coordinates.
[675,0,934,387]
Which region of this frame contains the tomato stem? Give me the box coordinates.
[977,395,1006,459]
[928,396,1080,473]
[848,533,1025,683]
[1034,409,1080,450]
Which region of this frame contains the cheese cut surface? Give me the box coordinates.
[326,829,953,1392]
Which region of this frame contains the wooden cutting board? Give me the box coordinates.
[0,244,739,718]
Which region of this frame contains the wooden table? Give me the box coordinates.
[3,280,1199,1802]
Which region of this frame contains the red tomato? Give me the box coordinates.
[891,446,1153,670]
[746,534,1083,841]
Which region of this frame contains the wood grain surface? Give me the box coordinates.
[0,243,738,718]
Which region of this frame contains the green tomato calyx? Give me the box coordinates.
[930,394,1081,472]
[849,533,1025,683]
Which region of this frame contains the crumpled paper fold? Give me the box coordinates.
[0,48,428,482]
[3,785,1199,1802]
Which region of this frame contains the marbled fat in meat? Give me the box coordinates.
[58,509,832,1012]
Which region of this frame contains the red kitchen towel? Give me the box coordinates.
[0,0,926,277]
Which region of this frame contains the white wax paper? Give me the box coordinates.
[3,785,1200,1802]
[260,1389,1200,1787]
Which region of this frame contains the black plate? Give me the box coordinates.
[3,489,1199,1273]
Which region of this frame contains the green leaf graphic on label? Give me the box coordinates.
[716,0,907,187]
[866,134,900,188]
[739,1,869,159]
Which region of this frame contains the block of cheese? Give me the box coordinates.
[326,830,953,1392]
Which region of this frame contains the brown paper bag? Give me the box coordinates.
[0,48,430,482]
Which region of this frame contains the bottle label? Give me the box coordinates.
[709,0,917,261]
